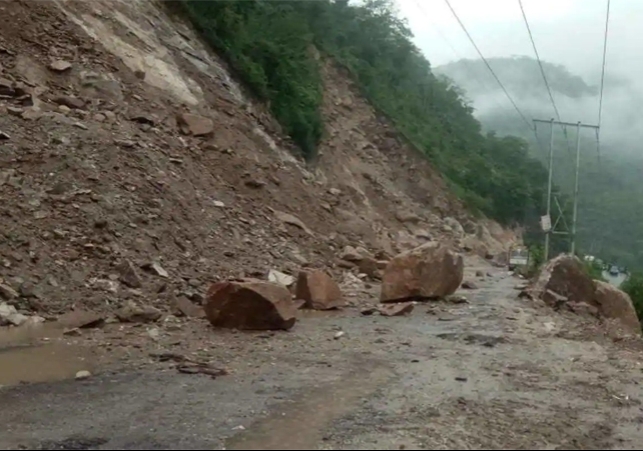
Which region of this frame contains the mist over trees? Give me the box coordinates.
[436,56,643,269]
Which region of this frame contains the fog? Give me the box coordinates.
[396,0,643,157]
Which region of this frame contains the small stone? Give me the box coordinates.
[213,200,225,208]
[53,95,85,110]
[49,60,73,72]
[461,281,478,290]
[268,269,295,287]
[447,295,469,304]
[176,112,214,136]
[63,328,82,336]
[22,316,45,327]
[379,302,414,317]
[117,260,143,288]
[245,179,266,189]
[361,307,378,316]
[116,300,162,323]
[75,370,92,380]
[147,261,169,278]
[7,106,24,116]
[334,331,345,340]
[0,283,18,300]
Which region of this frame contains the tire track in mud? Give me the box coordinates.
[226,358,394,450]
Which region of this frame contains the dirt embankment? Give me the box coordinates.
[0,0,518,318]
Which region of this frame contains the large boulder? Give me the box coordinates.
[594,281,641,335]
[526,255,596,308]
[380,242,464,303]
[526,255,641,335]
[295,270,344,310]
[205,280,297,330]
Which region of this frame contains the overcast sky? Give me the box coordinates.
[397,0,638,84]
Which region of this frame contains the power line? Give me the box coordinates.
[412,0,507,114]
[517,0,562,122]
[442,0,534,133]
[517,0,573,157]
[598,0,611,128]
[597,0,611,161]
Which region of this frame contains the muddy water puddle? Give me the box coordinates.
[0,325,95,386]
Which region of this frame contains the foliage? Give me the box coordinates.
[621,273,643,325]
[176,0,323,157]
[583,261,606,282]
[176,0,553,229]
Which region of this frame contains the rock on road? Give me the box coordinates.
[1,262,643,450]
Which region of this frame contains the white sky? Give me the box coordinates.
[397,0,641,82]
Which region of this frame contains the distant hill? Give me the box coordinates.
[436,56,643,269]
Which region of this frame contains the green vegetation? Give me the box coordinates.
[173,0,552,234]
[583,261,606,282]
[621,274,643,325]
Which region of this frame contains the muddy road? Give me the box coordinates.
[2,263,643,450]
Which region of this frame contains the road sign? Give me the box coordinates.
[541,214,551,232]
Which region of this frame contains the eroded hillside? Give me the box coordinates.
[0,0,516,316]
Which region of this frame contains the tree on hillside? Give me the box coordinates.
[175,0,554,239]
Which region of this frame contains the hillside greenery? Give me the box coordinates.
[173,0,553,234]
[622,274,643,326]
[438,57,643,269]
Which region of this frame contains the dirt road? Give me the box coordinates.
[1,262,643,450]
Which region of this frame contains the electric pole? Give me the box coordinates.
[533,118,600,260]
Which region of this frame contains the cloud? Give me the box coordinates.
[396,0,643,155]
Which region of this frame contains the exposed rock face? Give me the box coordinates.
[380,242,464,303]
[295,270,344,310]
[205,280,297,330]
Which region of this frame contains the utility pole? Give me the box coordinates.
[543,118,554,261]
[571,122,582,256]
[533,118,600,260]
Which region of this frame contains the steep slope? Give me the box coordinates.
[0,0,515,315]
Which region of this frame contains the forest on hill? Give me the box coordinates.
[436,56,643,269]
[170,0,556,242]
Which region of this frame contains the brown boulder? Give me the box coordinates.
[526,255,596,308]
[380,242,463,303]
[594,281,641,335]
[177,112,214,136]
[295,270,344,310]
[526,256,641,335]
[205,280,297,330]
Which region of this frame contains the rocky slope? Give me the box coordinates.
[0,0,518,317]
